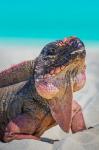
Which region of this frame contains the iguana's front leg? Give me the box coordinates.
[71,100,86,133]
[3,113,57,144]
[3,113,40,142]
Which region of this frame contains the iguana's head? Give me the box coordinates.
[34,36,86,132]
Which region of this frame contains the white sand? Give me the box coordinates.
[0,44,99,149]
[0,45,41,70]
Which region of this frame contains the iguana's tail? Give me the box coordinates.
[0,60,34,88]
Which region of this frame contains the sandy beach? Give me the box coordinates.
[0,44,99,150]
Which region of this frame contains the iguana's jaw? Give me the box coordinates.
[34,37,86,132]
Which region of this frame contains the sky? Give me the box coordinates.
[0,0,99,41]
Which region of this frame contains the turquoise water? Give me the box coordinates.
[0,0,99,42]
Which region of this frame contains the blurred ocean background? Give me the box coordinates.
[0,0,99,70]
[0,0,99,40]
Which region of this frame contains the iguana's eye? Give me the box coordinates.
[47,48,56,55]
[41,47,56,56]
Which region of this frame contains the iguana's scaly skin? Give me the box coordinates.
[0,37,86,143]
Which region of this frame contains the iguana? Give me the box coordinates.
[0,37,86,143]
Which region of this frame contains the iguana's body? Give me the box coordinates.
[0,37,86,143]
